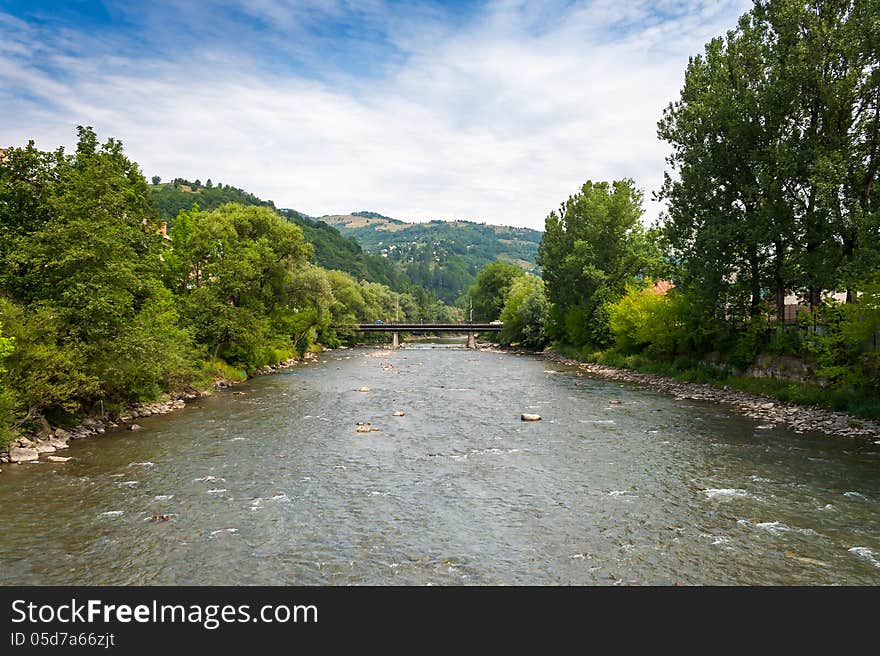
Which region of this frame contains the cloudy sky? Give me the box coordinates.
[0,0,751,229]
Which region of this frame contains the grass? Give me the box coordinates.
[554,344,880,419]
[203,359,248,383]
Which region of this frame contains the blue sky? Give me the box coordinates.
[0,0,752,229]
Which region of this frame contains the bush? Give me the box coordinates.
[800,279,880,391]
[606,284,690,357]
[499,276,549,349]
[727,318,766,370]
[0,321,15,450]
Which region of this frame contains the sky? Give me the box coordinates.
[0,0,752,229]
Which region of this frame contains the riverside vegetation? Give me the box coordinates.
[472,0,879,420]
[0,127,458,456]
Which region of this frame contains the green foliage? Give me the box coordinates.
[727,318,768,371]
[203,359,248,383]
[0,299,98,425]
[802,276,880,390]
[325,214,542,304]
[467,261,524,322]
[149,178,275,220]
[166,203,316,371]
[499,276,549,349]
[0,127,205,421]
[0,320,16,449]
[607,284,707,359]
[658,0,880,329]
[539,179,663,348]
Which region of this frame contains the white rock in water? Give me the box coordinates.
[392,411,405,416]
[9,447,39,463]
[47,456,72,462]
[34,442,56,453]
[521,413,542,421]
[129,424,143,431]
[358,387,370,392]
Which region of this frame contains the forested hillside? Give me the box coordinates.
[280,211,409,291]
[148,182,542,305]
[149,181,426,299]
[323,213,542,303]
[150,178,275,219]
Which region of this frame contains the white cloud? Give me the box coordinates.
[0,1,752,229]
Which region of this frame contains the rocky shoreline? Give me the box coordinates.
[0,352,318,470]
[539,349,880,441]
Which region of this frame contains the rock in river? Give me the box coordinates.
[9,447,39,463]
[521,413,542,421]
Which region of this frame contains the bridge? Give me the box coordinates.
[348,322,502,349]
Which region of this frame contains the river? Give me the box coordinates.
[1,342,879,585]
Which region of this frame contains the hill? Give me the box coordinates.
[147,182,410,293]
[150,179,275,219]
[280,210,412,291]
[147,181,543,304]
[320,213,542,303]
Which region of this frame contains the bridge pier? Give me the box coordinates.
[392,331,400,349]
[466,331,477,349]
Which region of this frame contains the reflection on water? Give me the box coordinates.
[1,342,879,585]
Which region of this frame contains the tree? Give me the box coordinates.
[0,298,98,422]
[499,276,549,349]
[0,140,64,270]
[1,127,202,407]
[538,179,662,348]
[168,203,318,369]
[151,175,161,185]
[658,0,880,335]
[467,261,524,321]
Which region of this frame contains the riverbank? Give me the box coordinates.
[0,352,321,469]
[3,339,877,585]
[535,348,880,440]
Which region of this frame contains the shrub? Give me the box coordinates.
[606,284,689,357]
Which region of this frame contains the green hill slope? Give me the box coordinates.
[147,182,409,292]
[150,179,275,219]
[147,182,542,304]
[321,213,542,303]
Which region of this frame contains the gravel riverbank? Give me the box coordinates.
[0,353,318,469]
[541,349,880,441]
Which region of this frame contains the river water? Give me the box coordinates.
[1,343,879,585]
